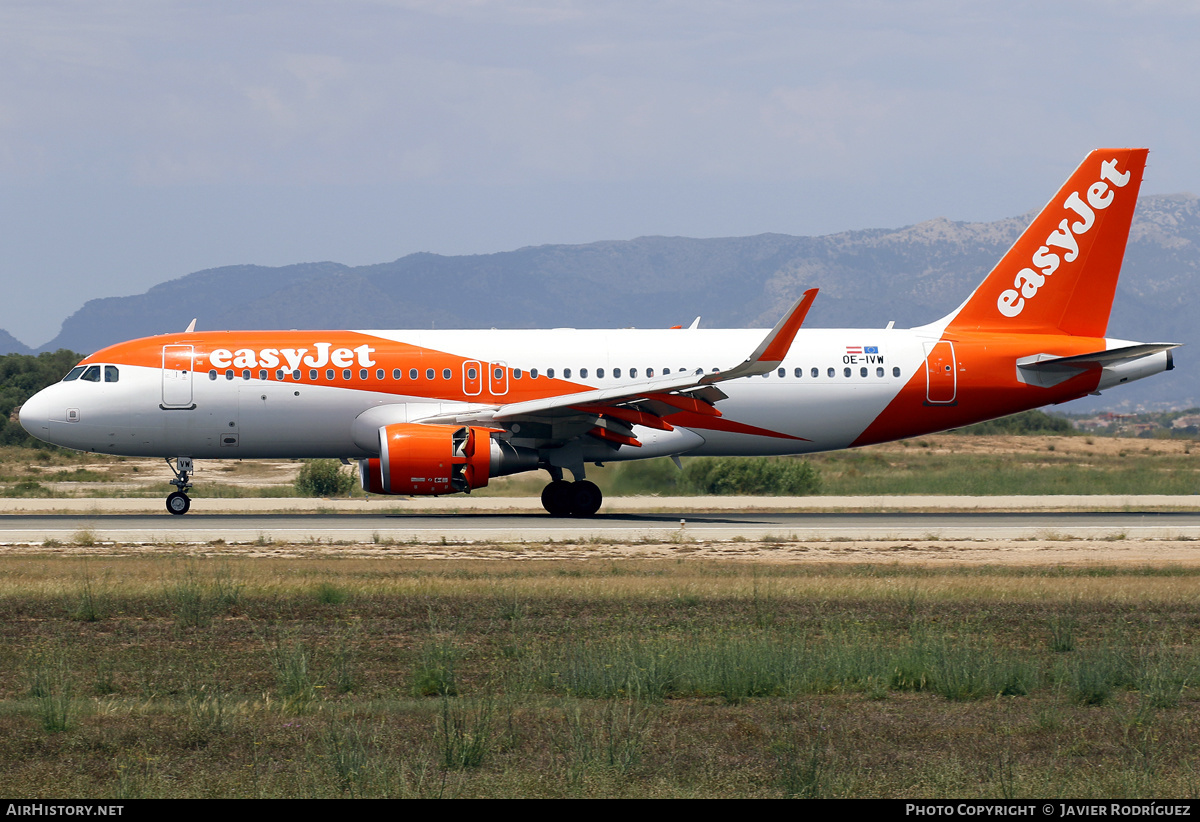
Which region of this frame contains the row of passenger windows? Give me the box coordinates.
[63,365,119,383]
[207,365,904,382]
[206,364,696,381]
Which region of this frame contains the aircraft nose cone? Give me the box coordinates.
[18,389,51,438]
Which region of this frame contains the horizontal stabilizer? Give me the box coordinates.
[1017,343,1179,388]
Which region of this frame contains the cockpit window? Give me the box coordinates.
[80,366,102,382]
[105,366,119,383]
[63,366,86,382]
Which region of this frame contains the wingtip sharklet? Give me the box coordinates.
[702,288,818,383]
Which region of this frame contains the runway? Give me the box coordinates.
[4,509,1200,545]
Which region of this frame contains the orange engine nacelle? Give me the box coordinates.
[359,423,492,496]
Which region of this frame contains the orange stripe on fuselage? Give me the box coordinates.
[87,331,812,441]
[852,332,1105,447]
[83,332,588,405]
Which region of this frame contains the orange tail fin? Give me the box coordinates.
[945,148,1147,337]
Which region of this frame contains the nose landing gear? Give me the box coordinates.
[165,457,193,515]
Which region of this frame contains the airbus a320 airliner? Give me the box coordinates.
[19,148,1178,516]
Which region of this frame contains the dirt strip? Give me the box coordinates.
[3,494,1200,515]
[4,535,1199,565]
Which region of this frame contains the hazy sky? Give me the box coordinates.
[3,0,1198,346]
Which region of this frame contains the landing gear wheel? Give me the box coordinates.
[569,480,603,517]
[166,491,191,516]
[541,480,574,517]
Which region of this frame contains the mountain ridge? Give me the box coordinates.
[6,194,1196,409]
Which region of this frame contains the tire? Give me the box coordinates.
[540,480,574,516]
[166,491,191,516]
[569,480,603,517]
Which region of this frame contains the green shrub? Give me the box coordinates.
[295,459,355,497]
[680,457,821,496]
[412,640,459,697]
[611,459,683,495]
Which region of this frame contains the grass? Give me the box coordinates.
[0,557,1198,797]
[808,446,1200,496]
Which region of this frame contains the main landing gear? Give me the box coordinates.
[165,457,193,515]
[540,479,603,517]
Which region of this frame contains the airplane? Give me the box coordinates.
[18,148,1178,517]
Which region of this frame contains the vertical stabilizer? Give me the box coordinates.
[945,148,1147,337]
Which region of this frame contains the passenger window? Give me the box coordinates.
[309,369,317,380]
[613,368,621,378]
[513,368,522,379]
[564,368,572,379]
[630,368,638,378]
[409,369,418,380]
[81,366,101,382]
[663,368,670,375]
[209,370,218,380]
[892,367,901,378]
[393,369,401,380]
[827,367,835,378]
[426,369,434,380]
[843,367,851,377]
[105,366,120,382]
[376,369,384,380]
[580,368,588,378]
[777,368,785,378]
[597,368,605,378]
[467,367,477,380]
[647,367,654,377]
[860,367,867,377]
[811,367,818,378]
[441,369,450,380]
[292,370,301,380]
[63,366,86,382]
[547,368,555,378]
[259,370,268,380]
[795,368,802,378]
[342,369,351,380]
[243,369,251,380]
[530,368,539,379]
[363,370,370,380]
[326,369,334,380]
[877,367,884,378]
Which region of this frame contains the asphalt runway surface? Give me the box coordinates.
[4,510,1200,545]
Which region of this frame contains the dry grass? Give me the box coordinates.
[0,555,1198,798]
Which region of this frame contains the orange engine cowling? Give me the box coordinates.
[359,423,492,495]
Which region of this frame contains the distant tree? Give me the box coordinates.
[0,351,84,446]
[954,410,1072,436]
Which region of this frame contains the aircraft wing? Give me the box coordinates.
[414,289,818,447]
